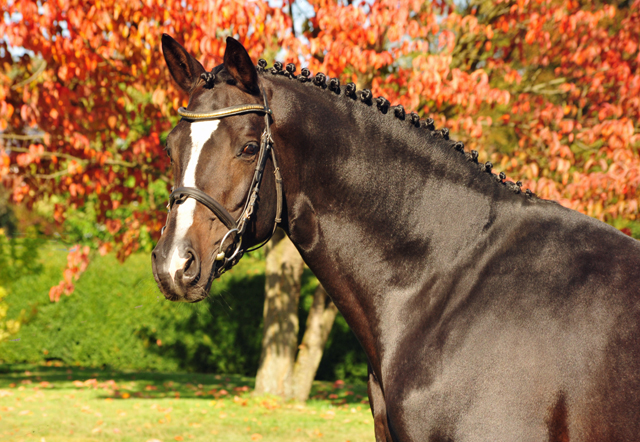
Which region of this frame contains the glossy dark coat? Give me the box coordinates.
[152,36,640,441]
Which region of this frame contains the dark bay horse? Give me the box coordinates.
[151,35,640,441]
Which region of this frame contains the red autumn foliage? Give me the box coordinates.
[48,244,90,302]
[449,0,640,219]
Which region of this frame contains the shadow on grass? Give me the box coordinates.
[0,363,369,405]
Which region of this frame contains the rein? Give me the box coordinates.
[165,88,283,278]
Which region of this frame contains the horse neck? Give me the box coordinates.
[266,76,515,371]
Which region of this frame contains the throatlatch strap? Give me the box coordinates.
[272,151,283,224]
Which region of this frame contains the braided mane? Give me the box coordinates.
[256,59,537,199]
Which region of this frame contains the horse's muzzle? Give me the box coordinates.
[152,242,204,302]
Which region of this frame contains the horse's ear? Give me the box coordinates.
[161,34,205,92]
[224,37,259,95]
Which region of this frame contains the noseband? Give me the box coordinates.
[164,88,283,279]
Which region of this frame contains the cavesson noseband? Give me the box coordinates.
[164,88,283,279]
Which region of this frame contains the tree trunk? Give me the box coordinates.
[253,229,304,398]
[292,283,338,401]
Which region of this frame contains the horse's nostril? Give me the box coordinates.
[184,252,194,272]
[152,251,157,262]
[181,247,201,284]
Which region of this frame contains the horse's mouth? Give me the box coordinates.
[153,268,210,303]
[162,290,208,303]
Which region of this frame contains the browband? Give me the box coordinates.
[177,104,272,121]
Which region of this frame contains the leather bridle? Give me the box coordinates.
[164,88,283,279]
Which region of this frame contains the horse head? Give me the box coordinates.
[152,35,281,303]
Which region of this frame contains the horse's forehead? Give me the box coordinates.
[189,83,237,110]
[168,118,219,146]
[189,120,221,148]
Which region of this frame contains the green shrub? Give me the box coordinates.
[0,232,45,344]
[0,246,265,374]
[0,244,369,380]
[0,286,20,343]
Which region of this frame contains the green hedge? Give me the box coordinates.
[0,243,368,381]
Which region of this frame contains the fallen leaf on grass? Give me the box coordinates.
[233,395,248,406]
[250,434,263,441]
[259,399,279,410]
[91,427,101,433]
[146,439,162,442]
[174,436,184,441]
[0,390,13,397]
[18,410,33,415]
[320,410,335,419]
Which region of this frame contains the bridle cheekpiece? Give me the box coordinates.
[164,87,283,279]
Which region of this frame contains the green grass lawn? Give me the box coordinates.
[0,364,374,442]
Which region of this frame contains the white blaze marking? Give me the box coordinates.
[168,120,220,282]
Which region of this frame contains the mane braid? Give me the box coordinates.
[257,60,538,200]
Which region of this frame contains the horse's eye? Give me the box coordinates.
[241,143,259,156]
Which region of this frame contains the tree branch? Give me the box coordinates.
[7,146,171,181]
[8,146,84,162]
[33,170,71,180]
[0,133,45,140]
[12,60,47,90]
